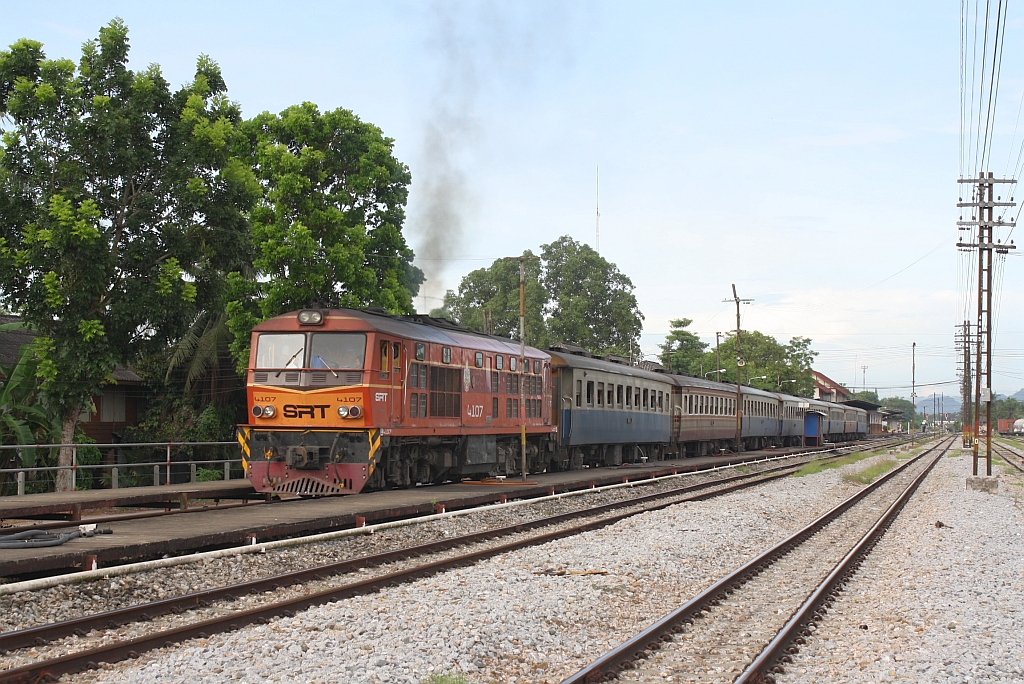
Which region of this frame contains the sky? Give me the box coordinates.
[3,1,1023,401]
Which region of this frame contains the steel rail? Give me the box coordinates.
[734,439,949,683]
[558,436,952,684]
[0,453,830,655]
[0,446,880,682]
[992,442,1024,474]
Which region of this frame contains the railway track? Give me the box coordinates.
[0,441,904,683]
[993,441,1024,474]
[559,436,952,684]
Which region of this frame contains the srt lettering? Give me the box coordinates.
[283,404,331,419]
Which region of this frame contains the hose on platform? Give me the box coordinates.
[0,527,112,549]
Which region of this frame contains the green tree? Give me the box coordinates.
[701,331,817,396]
[226,103,419,372]
[541,236,643,356]
[441,252,548,347]
[658,319,708,374]
[0,22,255,490]
[853,390,880,404]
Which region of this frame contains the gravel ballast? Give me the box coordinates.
[777,447,1024,684]
[60,447,919,684]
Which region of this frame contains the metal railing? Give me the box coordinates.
[0,441,241,496]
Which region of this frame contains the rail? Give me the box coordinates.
[0,441,241,496]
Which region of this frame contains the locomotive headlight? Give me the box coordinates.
[348,405,361,418]
[262,405,276,418]
[337,405,349,418]
[297,309,323,325]
[251,405,264,418]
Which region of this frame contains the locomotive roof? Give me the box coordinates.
[254,308,550,359]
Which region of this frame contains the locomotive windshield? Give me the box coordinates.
[255,334,305,369]
[309,333,366,369]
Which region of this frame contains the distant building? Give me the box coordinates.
[812,370,853,403]
[0,315,145,443]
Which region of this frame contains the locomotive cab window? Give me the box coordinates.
[475,352,484,368]
[496,355,503,370]
[379,341,389,372]
[510,356,517,372]
[255,333,306,369]
[534,359,541,374]
[442,347,452,364]
[415,343,425,361]
[309,333,366,370]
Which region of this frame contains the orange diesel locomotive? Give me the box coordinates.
[237,308,556,495]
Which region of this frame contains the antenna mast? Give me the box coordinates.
[595,165,600,255]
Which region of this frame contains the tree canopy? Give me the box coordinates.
[0,21,257,488]
[225,103,420,371]
[691,331,817,396]
[441,236,643,356]
[658,319,708,375]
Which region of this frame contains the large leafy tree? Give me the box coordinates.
[440,251,549,347]
[541,236,643,356]
[700,331,817,396]
[0,22,256,489]
[658,318,708,374]
[226,103,420,371]
[442,236,643,355]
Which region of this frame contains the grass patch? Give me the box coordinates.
[843,458,898,485]
[422,675,468,684]
[793,451,879,477]
[735,465,750,474]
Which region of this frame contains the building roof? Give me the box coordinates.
[842,399,882,411]
[0,315,142,383]
[812,370,852,400]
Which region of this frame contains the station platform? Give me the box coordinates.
[0,449,810,580]
[0,480,258,521]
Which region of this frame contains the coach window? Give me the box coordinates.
[576,380,582,407]
[617,384,624,406]
[597,382,604,406]
[658,391,664,411]
[475,352,484,368]
[586,381,595,406]
[640,388,646,409]
[626,386,632,407]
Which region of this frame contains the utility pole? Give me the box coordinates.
[958,172,1016,476]
[724,285,753,452]
[715,332,722,383]
[501,255,540,480]
[956,321,974,446]
[861,365,868,394]
[911,342,916,447]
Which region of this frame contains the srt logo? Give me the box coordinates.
[283,404,331,419]
[375,392,388,402]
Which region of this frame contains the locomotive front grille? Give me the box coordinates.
[271,477,348,496]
